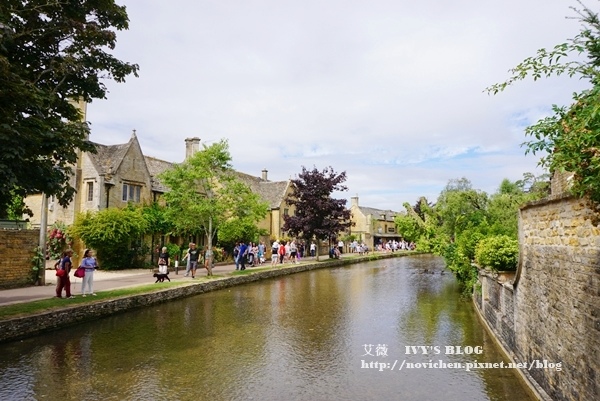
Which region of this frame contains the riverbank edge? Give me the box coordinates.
[471,295,551,401]
[0,251,418,344]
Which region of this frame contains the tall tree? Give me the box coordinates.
[282,166,352,259]
[159,140,269,261]
[0,0,139,218]
[434,178,488,241]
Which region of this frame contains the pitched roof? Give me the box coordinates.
[234,171,290,209]
[145,156,174,192]
[357,206,399,221]
[88,142,130,177]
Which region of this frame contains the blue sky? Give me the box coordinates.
[87,0,590,211]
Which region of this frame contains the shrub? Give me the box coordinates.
[164,243,181,265]
[69,208,148,270]
[475,235,519,271]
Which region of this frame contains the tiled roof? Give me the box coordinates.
[86,136,289,205]
[145,156,174,192]
[358,206,399,221]
[88,142,130,177]
[234,171,290,209]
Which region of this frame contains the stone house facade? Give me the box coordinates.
[24,133,293,256]
[349,196,402,249]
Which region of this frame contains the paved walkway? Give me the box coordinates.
[0,258,320,306]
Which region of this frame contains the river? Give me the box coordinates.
[0,254,535,400]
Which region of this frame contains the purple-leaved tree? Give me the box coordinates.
[282,166,353,260]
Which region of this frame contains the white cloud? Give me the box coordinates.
[88,0,589,210]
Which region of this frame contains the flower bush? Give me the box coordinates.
[47,222,73,260]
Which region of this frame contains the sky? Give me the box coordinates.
[87,0,592,211]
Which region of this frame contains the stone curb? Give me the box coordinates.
[0,252,413,344]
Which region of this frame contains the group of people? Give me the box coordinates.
[270,239,312,265]
[55,248,98,299]
[155,242,216,279]
[232,241,267,270]
[374,239,416,252]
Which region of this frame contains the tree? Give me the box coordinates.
[159,140,269,261]
[434,178,488,241]
[487,1,600,202]
[282,166,353,260]
[69,207,148,270]
[0,1,139,218]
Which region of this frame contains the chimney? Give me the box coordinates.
[185,137,201,160]
[261,168,268,181]
[351,195,359,208]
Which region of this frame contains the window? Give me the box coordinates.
[122,183,142,202]
[387,227,395,233]
[284,208,289,216]
[86,182,94,202]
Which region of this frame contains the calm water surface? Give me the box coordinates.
[0,255,535,400]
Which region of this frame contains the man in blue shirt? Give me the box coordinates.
[237,241,248,271]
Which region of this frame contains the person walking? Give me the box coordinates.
[289,240,298,264]
[271,240,279,266]
[56,249,74,299]
[80,249,98,297]
[182,243,200,278]
[310,241,316,257]
[182,242,193,277]
[278,240,286,264]
[204,246,213,276]
[158,246,169,275]
[238,241,248,270]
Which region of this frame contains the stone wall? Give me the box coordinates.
[0,230,40,289]
[475,194,600,401]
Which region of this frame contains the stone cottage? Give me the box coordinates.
[349,196,402,249]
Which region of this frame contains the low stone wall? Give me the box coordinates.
[475,194,600,401]
[0,252,407,344]
[0,230,40,289]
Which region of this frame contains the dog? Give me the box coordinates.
[153,273,171,283]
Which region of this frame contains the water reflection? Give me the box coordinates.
[0,255,535,401]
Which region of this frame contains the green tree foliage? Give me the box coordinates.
[435,178,488,240]
[395,198,431,242]
[488,1,600,202]
[282,166,353,259]
[140,202,172,236]
[0,0,139,218]
[475,235,519,271]
[69,208,148,270]
[395,175,545,293]
[159,140,269,253]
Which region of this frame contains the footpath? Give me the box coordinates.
[0,258,322,306]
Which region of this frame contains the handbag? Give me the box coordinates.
[56,269,65,277]
[74,267,85,278]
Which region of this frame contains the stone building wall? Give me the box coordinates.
[475,194,600,401]
[0,230,40,289]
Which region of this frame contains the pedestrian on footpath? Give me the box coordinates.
[181,243,193,277]
[182,243,200,278]
[237,241,248,270]
[56,249,74,299]
[80,249,98,297]
[158,246,169,275]
[271,240,279,266]
[204,246,213,276]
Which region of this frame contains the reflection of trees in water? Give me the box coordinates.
[0,256,535,400]
[397,255,535,401]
